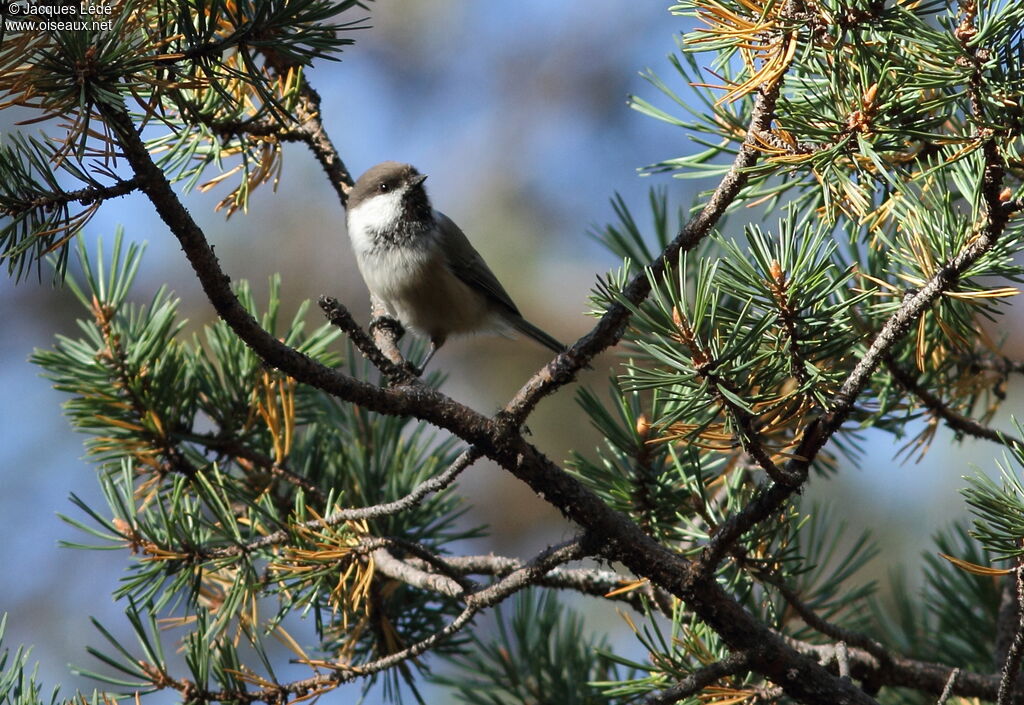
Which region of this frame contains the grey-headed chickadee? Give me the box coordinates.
[345,161,565,369]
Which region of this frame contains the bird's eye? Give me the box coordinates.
[378,182,390,193]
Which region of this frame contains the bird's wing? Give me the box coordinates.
[434,210,522,316]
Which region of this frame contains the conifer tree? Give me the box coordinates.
[2,0,1024,703]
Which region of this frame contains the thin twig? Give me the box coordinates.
[641,652,755,705]
[769,263,809,385]
[968,354,1024,379]
[786,639,980,701]
[4,176,141,216]
[503,78,785,426]
[381,534,475,586]
[704,364,796,486]
[938,668,960,705]
[837,642,851,680]
[367,298,411,368]
[997,566,1024,705]
[770,578,892,666]
[189,434,325,500]
[118,451,479,562]
[204,448,481,557]
[196,538,589,703]
[886,357,1024,451]
[406,552,673,614]
[318,295,418,383]
[670,309,795,484]
[371,548,468,598]
[261,59,354,206]
[205,116,306,141]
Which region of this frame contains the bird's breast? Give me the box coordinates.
[357,246,494,340]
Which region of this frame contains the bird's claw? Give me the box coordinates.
[369,315,405,340]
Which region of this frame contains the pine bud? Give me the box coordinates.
[636,414,651,439]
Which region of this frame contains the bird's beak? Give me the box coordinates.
[411,173,428,187]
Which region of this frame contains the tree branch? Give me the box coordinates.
[641,651,755,705]
[503,77,785,426]
[259,61,354,206]
[188,434,325,501]
[95,82,888,705]
[200,539,590,703]
[938,668,960,705]
[2,176,142,216]
[405,552,674,614]
[885,357,1024,451]
[201,448,481,558]
[967,353,1024,380]
[371,547,469,598]
[788,637,1024,704]
[769,577,891,667]
[318,295,418,383]
[701,133,1011,571]
[998,565,1024,705]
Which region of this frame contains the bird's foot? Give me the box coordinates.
[369,315,405,340]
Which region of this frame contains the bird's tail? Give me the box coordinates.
[508,314,567,355]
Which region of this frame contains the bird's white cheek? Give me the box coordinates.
[346,191,404,255]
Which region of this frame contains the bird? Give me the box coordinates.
[345,161,566,371]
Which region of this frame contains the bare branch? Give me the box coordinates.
[837,642,850,680]
[369,297,410,368]
[372,548,468,598]
[1,176,142,216]
[204,116,306,141]
[787,638,1022,704]
[318,295,418,383]
[224,538,589,703]
[968,354,1024,379]
[938,668,960,705]
[406,552,673,614]
[886,357,1024,451]
[770,577,891,666]
[997,566,1024,705]
[204,448,481,557]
